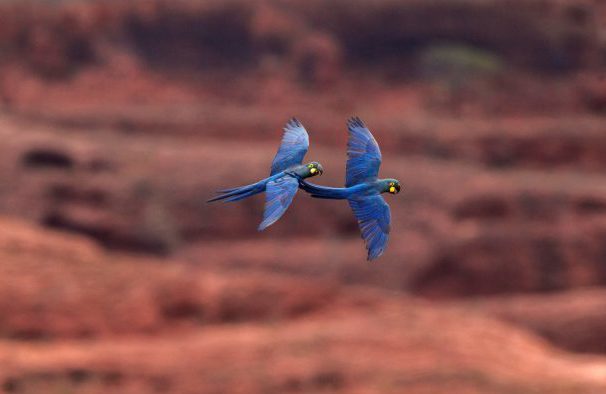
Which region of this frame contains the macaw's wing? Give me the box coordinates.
[345,117,382,187]
[270,118,309,175]
[258,176,299,231]
[348,195,391,260]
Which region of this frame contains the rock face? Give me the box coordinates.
[457,289,606,355]
[0,0,596,81]
[1,218,606,394]
[2,1,606,391]
[4,114,606,299]
[0,218,339,340]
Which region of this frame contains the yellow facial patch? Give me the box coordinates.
[389,186,396,193]
[310,168,317,174]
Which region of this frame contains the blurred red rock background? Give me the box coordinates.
[2,0,606,392]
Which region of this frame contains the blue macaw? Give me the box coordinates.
[208,118,324,230]
[299,117,401,260]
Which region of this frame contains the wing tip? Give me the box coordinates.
[285,117,302,129]
[367,248,385,261]
[258,211,282,231]
[347,116,365,129]
[258,214,277,231]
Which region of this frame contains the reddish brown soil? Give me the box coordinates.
[1,218,606,394]
[456,288,606,355]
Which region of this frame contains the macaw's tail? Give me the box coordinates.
[207,181,265,203]
[298,180,349,200]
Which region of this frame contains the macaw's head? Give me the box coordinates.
[381,179,401,195]
[302,161,324,178]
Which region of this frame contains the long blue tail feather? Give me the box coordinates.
[207,182,263,203]
[299,180,349,200]
[310,194,343,199]
[216,186,241,193]
[222,189,260,202]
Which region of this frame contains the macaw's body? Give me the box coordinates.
[208,118,323,230]
[300,179,399,199]
[299,117,401,260]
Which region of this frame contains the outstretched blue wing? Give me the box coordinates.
[270,118,309,175]
[348,195,391,260]
[345,117,382,187]
[258,176,299,230]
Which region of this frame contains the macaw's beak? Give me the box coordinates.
[317,164,324,176]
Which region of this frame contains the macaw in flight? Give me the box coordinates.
[208,118,324,231]
[299,117,401,260]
